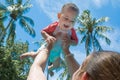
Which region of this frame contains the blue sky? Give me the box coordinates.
[16,0,120,53]
[1,0,120,79]
[16,0,120,57]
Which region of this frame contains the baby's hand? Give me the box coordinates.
[46,35,56,45]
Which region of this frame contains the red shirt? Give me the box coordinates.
[42,22,78,44]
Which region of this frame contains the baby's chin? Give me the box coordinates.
[62,28,70,31]
[64,27,72,30]
[60,26,72,30]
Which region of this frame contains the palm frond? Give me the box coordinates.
[96,17,109,25]
[20,4,32,14]
[5,0,14,6]
[76,27,87,35]
[6,21,16,45]
[0,16,8,21]
[0,3,7,10]
[21,16,34,26]
[96,31,106,38]
[77,16,87,27]
[23,0,31,6]
[80,35,86,44]
[95,26,113,33]
[19,18,35,37]
[105,37,111,45]
[96,32,111,45]
[0,3,9,17]
[82,10,90,19]
[93,36,103,51]
[20,0,32,14]
[77,16,86,26]
[16,0,22,4]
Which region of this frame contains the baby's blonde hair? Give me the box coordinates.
[61,3,79,15]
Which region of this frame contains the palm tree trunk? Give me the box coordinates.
[0,19,14,43]
[85,34,90,56]
[91,33,96,52]
[5,19,14,31]
[85,42,89,56]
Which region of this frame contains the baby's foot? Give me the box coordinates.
[20,52,36,60]
[20,52,30,60]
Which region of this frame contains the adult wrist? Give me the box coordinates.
[65,53,74,58]
[63,48,70,55]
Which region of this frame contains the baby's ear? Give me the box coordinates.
[57,13,61,19]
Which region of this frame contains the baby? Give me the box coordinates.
[20,3,79,76]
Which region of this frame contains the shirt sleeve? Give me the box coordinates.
[42,22,58,35]
[71,28,78,44]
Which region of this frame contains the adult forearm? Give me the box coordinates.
[64,48,79,77]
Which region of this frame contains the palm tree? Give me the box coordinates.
[0,0,35,45]
[77,10,112,56]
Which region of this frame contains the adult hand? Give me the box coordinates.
[62,33,71,49]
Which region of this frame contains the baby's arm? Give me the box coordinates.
[41,30,56,44]
[41,22,58,44]
[70,28,78,46]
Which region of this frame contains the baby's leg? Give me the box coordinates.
[48,57,61,70]
[48,57,61,76]
[52,57,61,68]
[20,51,38,60]
[20,46,45,60]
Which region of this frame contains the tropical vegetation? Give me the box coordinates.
[0,0,35,46]
[77,10,112,56]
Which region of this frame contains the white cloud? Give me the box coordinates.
[35,0,120,21]
[92,0,109,8]
[35,0,94,21]
[92,0,120,8]
[100,27,120,52]
[110,0,120,8]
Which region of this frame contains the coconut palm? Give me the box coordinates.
[0,0,35,45]
[77,10,112,56]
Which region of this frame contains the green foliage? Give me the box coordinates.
[0,41,31,80]
[77,10,113,56]
[0,1,35,80]
[0,0,35,44]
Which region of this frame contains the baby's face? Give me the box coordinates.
[58,10,77,31]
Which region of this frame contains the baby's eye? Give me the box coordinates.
[64,17,69,20]
[70,20,75,23]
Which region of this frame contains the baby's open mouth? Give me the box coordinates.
[64,24,69,28]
